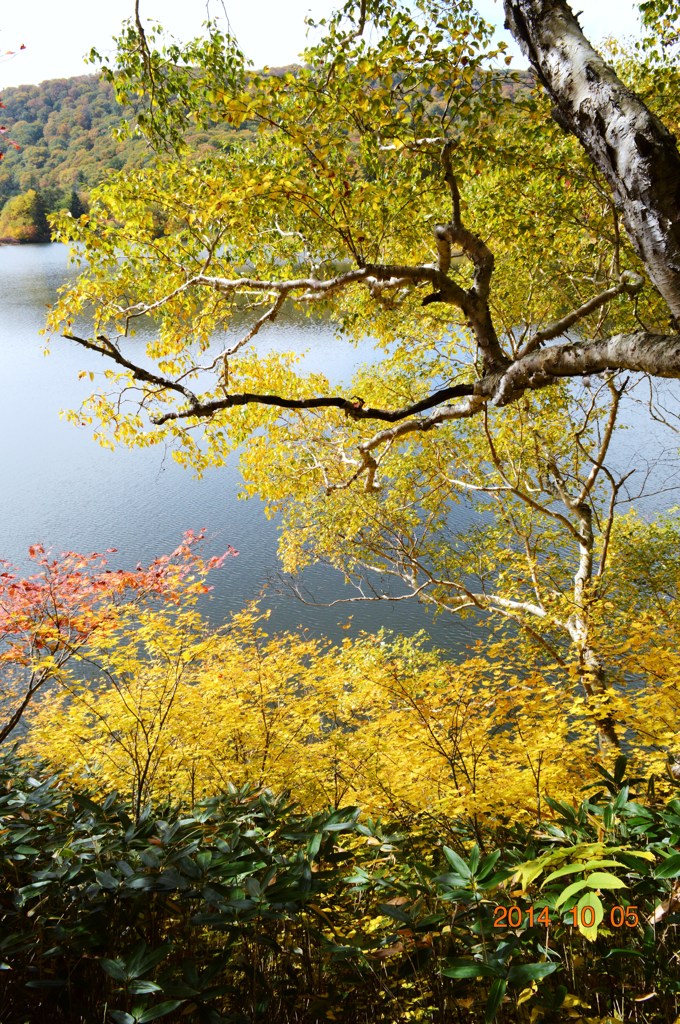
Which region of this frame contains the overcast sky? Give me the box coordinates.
[1,0,643,90]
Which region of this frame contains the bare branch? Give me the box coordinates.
[222,293,286,360]
[64,333,200,406]
[121,277,201,322]
[577,378,623,504]
[285,579,434,607]
[482,407,581,538]
[519,271,644,357]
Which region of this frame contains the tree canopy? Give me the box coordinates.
[44,0,680,754]
[49,0,680,435]
[0,187,49,241]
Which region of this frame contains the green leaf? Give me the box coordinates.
[95,869,120,890]
[507,962,559,985]
[613,786,630,810]
[377,903,411,924]
[100,958,127,981]
[126,941,172,979]
[485,978,507,1024]
[126,875,155,890]
[544,797,577,823]
[654,853,680,878]
[478,850,502,879]
[575,891,604,941]
[73,793,101,814]
[543,860,626,884]
[585,872,628,889]
[137,1002,185,1023]
[307,832,322,859]
[129,980,163,995]
[442,958,501,979]
[601,948,646,960]
[613,754,628,784]
[554,878,589,908]
[442,846,472,879]
[245,876,262,898]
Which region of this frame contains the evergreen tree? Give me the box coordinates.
[68,187,85,219]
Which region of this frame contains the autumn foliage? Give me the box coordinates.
[20,523,680,830]
[0,531,235,746]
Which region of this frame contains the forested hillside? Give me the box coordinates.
[0,72,261,239]
[0,76,142,217]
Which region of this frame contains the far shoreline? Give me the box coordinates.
[0,237,53,246]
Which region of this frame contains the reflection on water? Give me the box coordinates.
[1,244,678,656]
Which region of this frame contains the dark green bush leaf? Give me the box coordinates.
[654,854,680,878]
[485,977,508,1024]
[507,962,559,985]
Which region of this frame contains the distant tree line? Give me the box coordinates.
[0,186,85,242]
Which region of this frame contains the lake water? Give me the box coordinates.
[1,243,678,654]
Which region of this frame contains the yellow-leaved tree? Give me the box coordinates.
[26,597,598,826]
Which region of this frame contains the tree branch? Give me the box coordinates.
[64,333,200,406]
[518,271,644,357]
[151,383,476,426]
[491,331,680,406]
[68,324,680,433]
[424,142,509,373]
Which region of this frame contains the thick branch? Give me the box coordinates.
[195,265,446,303]
[439,144,494,302]
[69,322,680,428]
[426,143,509,372]
[151,383,475,425]
[491,331,680,406]
[358,396,486,451]
[118,264,460,320]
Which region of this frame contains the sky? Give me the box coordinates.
[1,0,644,90]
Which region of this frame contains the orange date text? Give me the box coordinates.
[493,905,639,929]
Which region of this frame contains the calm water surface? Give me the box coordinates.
[1,244,678,653]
